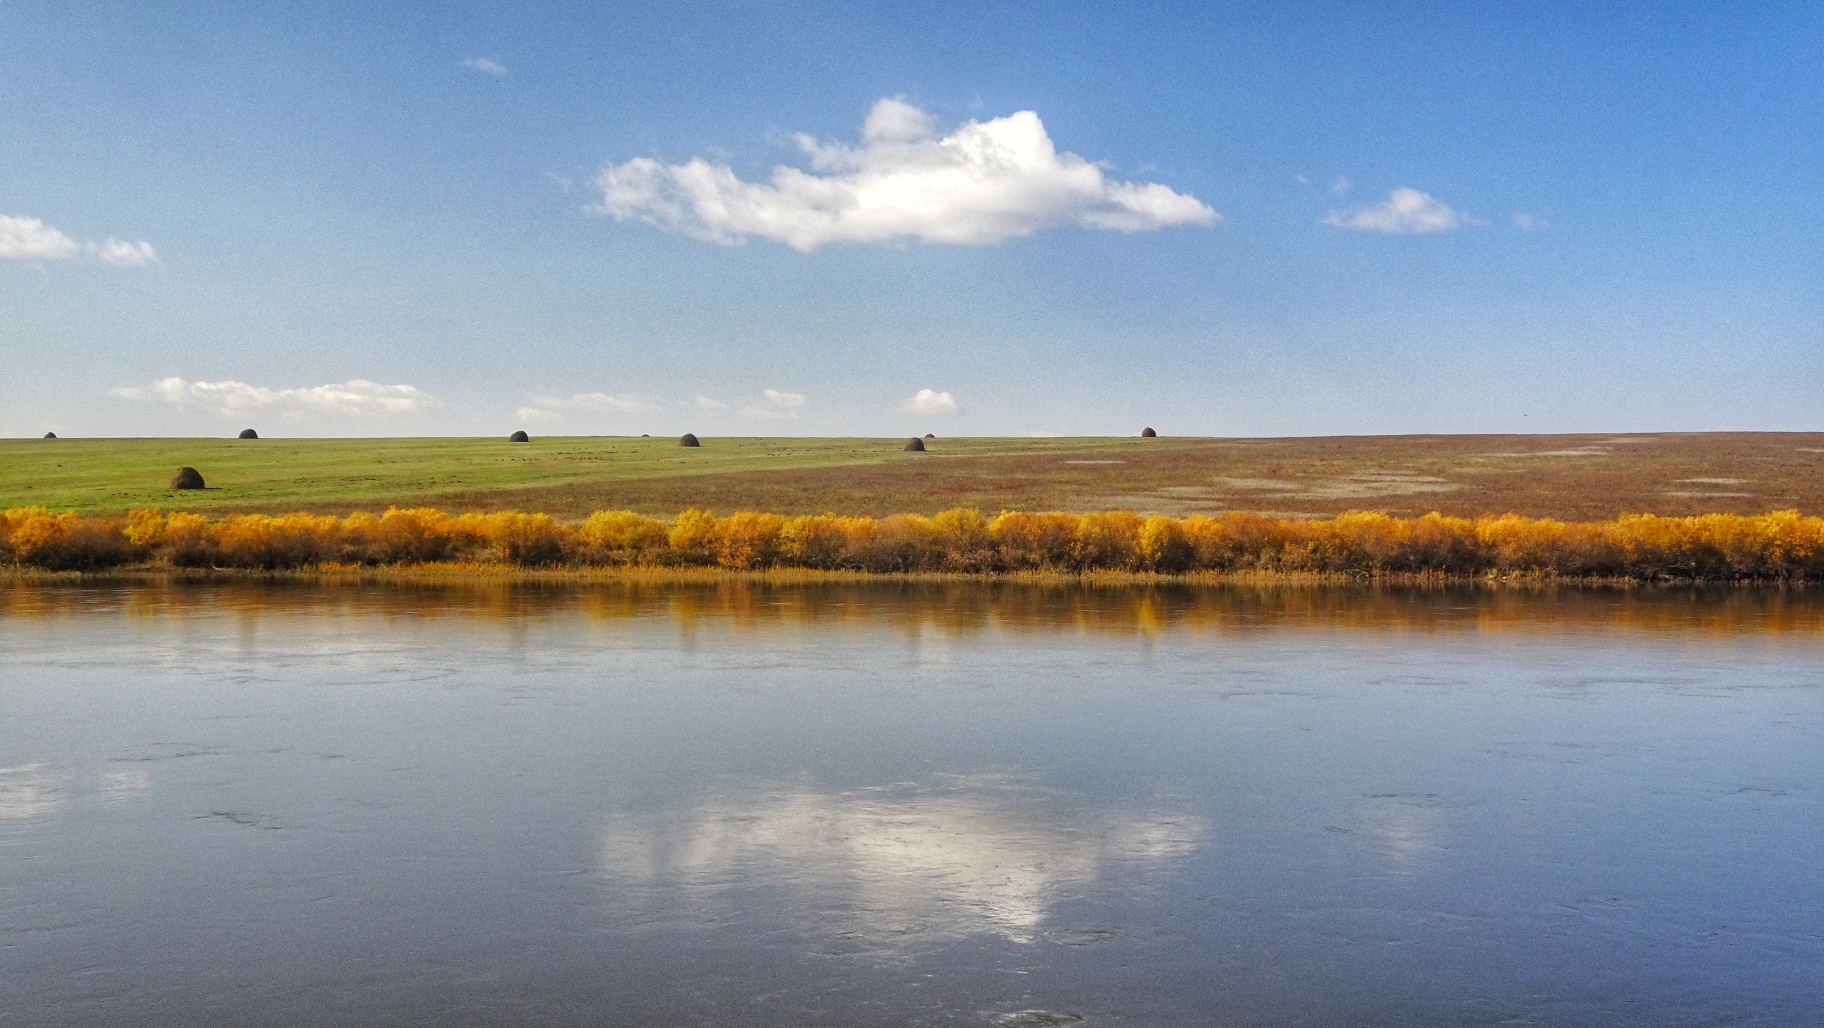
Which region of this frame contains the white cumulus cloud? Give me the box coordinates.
[592,98,1218,251]
[112,377,439,418]
[1,215,80,261]
[1323,188,1465,234]
[1,214,156,265]
[462,57,510,77]
[739,388,807,419]
[904,388,958,415]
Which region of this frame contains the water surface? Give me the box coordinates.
[3,581,1821,1026]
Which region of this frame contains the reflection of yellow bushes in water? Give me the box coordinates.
[6,576,1824,641]
[6,505,1824,581]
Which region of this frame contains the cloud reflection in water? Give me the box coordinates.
[0,764,63,821]
[598,779,1204,950]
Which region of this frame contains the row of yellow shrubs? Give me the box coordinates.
[4,506,1824,579]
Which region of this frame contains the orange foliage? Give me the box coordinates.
[1,507,140,570]
[455,512,567,565]
[777,514,862,569]
[575,510,669,564]
[712,511,785,568]
[4,505,1824,580]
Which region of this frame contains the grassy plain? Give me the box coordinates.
[4,432,1823,520]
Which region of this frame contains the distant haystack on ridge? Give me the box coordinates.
[1141,427,1157,438]
[42,432,56,439]
[238,428,259,439]
[509,430,530,442]
[679,433,700,447]
[903,437,925,452]
[170,467,205,490]
[923,433,935,440]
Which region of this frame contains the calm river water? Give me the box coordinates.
[2,581,1821,1027]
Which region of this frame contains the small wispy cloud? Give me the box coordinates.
[739,388,807,419]
[1,214,156,266]
[593,98,1217,251]
[112,377,439,418]
[515,391,660,422]
[1331,175,1350,195]
[903,388,959,415]
[1511,212,1549,231]
[1323,188,1465,234]
[93,239,156,265]
[694,395,729,411]
[461,57,510,77]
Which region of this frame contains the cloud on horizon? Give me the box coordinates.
[593,98,1218,251]
[112,377,439,418]
[739,388,807,419]
[1,214,156,266]
[1323,188,1464,234]
[515,391,660,422]
[904,388,959,415]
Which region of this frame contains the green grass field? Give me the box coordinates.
[6,432,1824,520]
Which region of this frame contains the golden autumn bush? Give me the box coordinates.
[456,512,566,566]
[350,507,460,564]
[0,507,141,570]
[5,505,1824,580]
[777,514,860,569]
[575,510,670,564]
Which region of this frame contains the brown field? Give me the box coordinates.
[433,433,1824,520]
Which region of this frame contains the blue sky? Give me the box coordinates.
[2,1,1819,438]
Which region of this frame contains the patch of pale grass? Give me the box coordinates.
[1482,446,1612,457]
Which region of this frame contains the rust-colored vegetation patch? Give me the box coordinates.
[439,433,1824,521]
[1069,433,1824,520]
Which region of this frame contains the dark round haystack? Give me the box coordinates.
[238,428,259,439]
[509,430,530,442]
[170,467,205,490]
[1141,427,1157,438]
[923,433,935,440]
[904,437,926,452]
[679,433,700,447]
[640,433,650,438]
[42,432,56,439]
